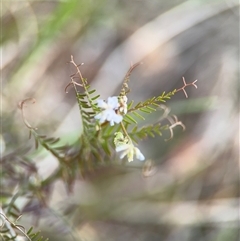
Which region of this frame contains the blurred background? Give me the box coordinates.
[2,0,239,240]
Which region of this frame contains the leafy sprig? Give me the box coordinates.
[124,90,176,124]
[129,123,169,143]
[66,56,100,133]
[8,56,198,240]
[128,89,177,113]
[0,208,48,241]
[18,98,65,160]
[18,57,198,177]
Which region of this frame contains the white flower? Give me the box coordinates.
[116,142,145,162]
[95,96,123,126]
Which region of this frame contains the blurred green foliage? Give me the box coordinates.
[1,0,239,240]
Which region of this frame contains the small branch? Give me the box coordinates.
[0,207,16,238]
[0,208,31,240]
[120,62,142,96]
[128,90,175,113]
[18,98,37,130]
[69,55,97,113]
[120,122,131,142]
[65,79,83,93]
[176,77,198,98]
[165,115,185,141]
[65,59,84,93]
[69,55,86,90]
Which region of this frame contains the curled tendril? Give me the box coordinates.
[65,79,83,93]
[176,77,198,98]
[18,98,37,130]
[120,62,142,96]
[165,115,185,141]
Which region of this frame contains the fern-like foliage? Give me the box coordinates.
[2,55,198,240]
[68,56,100,135]
[129,123,169,143]
[0,226,49,241]
[26,227,49,241]
[129,90,176,112]
[14,58,196,199]
[18,57,197,181]
[0,210,48,241]
[75,89,100,133]
[124,90,176,124]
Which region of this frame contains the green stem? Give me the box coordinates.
[120,122,132,143]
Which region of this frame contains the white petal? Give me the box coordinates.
[112,114,123,124]
[100,112,108,123]
[109,120,114,126]
[119,150,128,159]
[116,144,130,152]
[134,147,145,161]
[94,112,103,121]
[97,99,107,108]
[107,96,119,109]
[123,106,128,114]
[94,113,100,119]
[106,111,122,124]
[95,110,108,124]
[105,110,115,120]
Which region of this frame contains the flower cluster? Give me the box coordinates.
[115,142,145,162]
[95,96,145,162]
[114,132,145,162]
[94,96,122,126]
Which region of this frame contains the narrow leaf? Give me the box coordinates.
[132,111,145,120]
[124,114,138,124]
[91,94,100,100]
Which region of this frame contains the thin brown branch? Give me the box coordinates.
[69,55,85,85]
[120,62,142,96]
[176,77,198,98]
[165,115,185,141]
[65,80,83,93]
[66,56,86,94]
[18,98,37,130]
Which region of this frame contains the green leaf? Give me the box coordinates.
[124,114,138,124]
[129,123,166,142]
[88,89,96,94]
[91,94,100,101]
[132,111,145,120]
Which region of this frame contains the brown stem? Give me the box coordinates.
[176,77,198,98]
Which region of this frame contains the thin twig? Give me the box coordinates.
[0,207,16,238]
[65,79,83,93]
[120,62,142,96]
[18,98,37,130]
[165,115,185,141]
[176,77,198,98]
